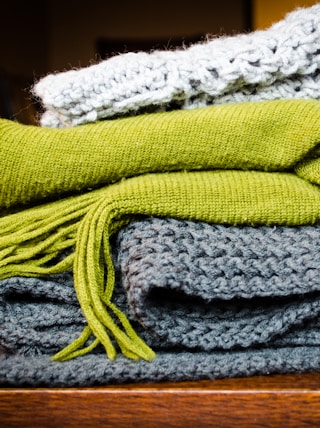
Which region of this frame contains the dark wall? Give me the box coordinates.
[0,0,252,123]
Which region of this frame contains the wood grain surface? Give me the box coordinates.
[1,373,320,427]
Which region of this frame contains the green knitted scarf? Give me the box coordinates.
[1,99,320,361]
[1,99,320,211]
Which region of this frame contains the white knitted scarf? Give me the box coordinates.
[33,3,320,127]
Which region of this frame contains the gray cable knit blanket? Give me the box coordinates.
[1,218,320,386]
[33,4,320,127]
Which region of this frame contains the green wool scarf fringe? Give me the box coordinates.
[1,170,320,361]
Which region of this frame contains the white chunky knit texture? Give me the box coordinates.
[33,4,320,127]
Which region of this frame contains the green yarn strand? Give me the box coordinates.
[0,189,104,279]
[53,326,102,362]
[68,198,155,361]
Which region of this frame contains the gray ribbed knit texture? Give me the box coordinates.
[118,219,320,350]
[2,349,320,387]
[1,218,320,386]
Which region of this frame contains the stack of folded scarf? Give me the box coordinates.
[1,3,320,387]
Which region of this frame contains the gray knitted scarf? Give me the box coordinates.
[33,4,320,127]
[1,218,320,386]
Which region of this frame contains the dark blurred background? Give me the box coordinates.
[0,0,317,125]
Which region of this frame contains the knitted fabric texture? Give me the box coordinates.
[1,99,320,211]
[1,169,320,362]
[32,4,320,127]
[1,218,320,386]
[117,218,320,349]
[2,99,320,361]
[2,349,320,387]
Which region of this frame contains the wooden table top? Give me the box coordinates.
[1,372,320,427]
